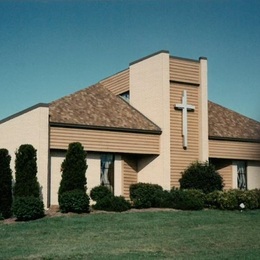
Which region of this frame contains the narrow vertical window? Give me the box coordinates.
[237,161,247,190]
[100,154,114,193]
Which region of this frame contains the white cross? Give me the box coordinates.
[175,90,195,149]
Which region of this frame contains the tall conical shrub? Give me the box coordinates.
[13,144,40,198]
[58,142,89,213]
[58,142,87,195]
[12,144,44,221]
[0,149,13,218]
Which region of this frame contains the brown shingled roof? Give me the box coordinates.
[49,83,161,133]
[208,101,260,141]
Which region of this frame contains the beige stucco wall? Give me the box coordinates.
[49,150,65,205]
[247,161,260,189]
[199,58,209,161]
[0,105,49,206]
[130,52,171,190]
[49,152,124,205]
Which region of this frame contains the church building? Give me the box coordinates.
[1,50,260,207]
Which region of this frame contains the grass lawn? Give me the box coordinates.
[1,209,260,259]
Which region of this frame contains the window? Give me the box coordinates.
[100,154,115,193]
[237,161,247,190]
[119,91,130,102]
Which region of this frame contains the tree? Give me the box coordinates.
[58,142,87,196]
[13,144,40,198]
[12,144,44,221]
[179,161,224,194]
[0,149,13,218]
[58,142,89,213]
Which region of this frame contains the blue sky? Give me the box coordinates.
[0,0,260,121]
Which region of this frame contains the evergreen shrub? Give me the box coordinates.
[170,188,205,210]
[218,190,238,210]
[205,190,222,209]
[179,161,224,194]
[130,183,164,208]
[233,190,258,210]
[12,196,44,221]
[13,144,40,198]
[93,195,131,212]
[59,189,90,213]
[252,189,260,209]
[0,149,13,218]
[58,142,87,196]
[90,185,113,202]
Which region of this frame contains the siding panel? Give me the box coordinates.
[122,155,138,199]
[209,140,260,161]
[170,83,200,187]
[50,127,160,155]
[100,69,129,95]
[170,57,200,84]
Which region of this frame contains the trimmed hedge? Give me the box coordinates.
[12,196,44,221]
[179,161,224,194]
[90,186,131,212]
[0,149,13,219]
[93,195,131,212]
[129,183,164,208]
[206,189,259,210]
[170,188,205,210]
[59,189,90,213]
[90,185,113,202]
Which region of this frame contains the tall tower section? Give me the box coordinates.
[129,51,208,189]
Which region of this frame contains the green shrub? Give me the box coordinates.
[13,144,40,198]
[12,196,44,221]
[59,189,90,213]
[252,189,260,209]
[90,185,113,202]
[157,190,174,208]
[234,190,258,210]
[0,149,13,218]
[59,142,87,196]
[170,188,205,210]
[179,161,224,194]
[130,183,164,208]
[218,190,238,210]
[93,195,131,212]
[205,190,222,209]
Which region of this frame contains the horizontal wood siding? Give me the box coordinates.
[122,155,138,200]
[50,127,160,155]
[209,140,260,161]
[211,159,233,190]
[170,83,200,187]
[170,57,200,85]
[100,69,129,95]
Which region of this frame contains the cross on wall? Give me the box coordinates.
[175,90,195,149]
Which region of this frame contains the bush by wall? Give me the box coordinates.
[129,183,164,208]
[93,195,131,212]
[59,189,90,213]
[58,142,87,196]
[12,144,44,221]
[179,161,224,194]
[170,188,205,210]
[206,189,259,210]
[13,144,40,198]
[0,149,13,219]
[58,142,88,213]
[12,196,44,221]
[90,185,113,202]
[90,186,130,212]
[205,190,222,209]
